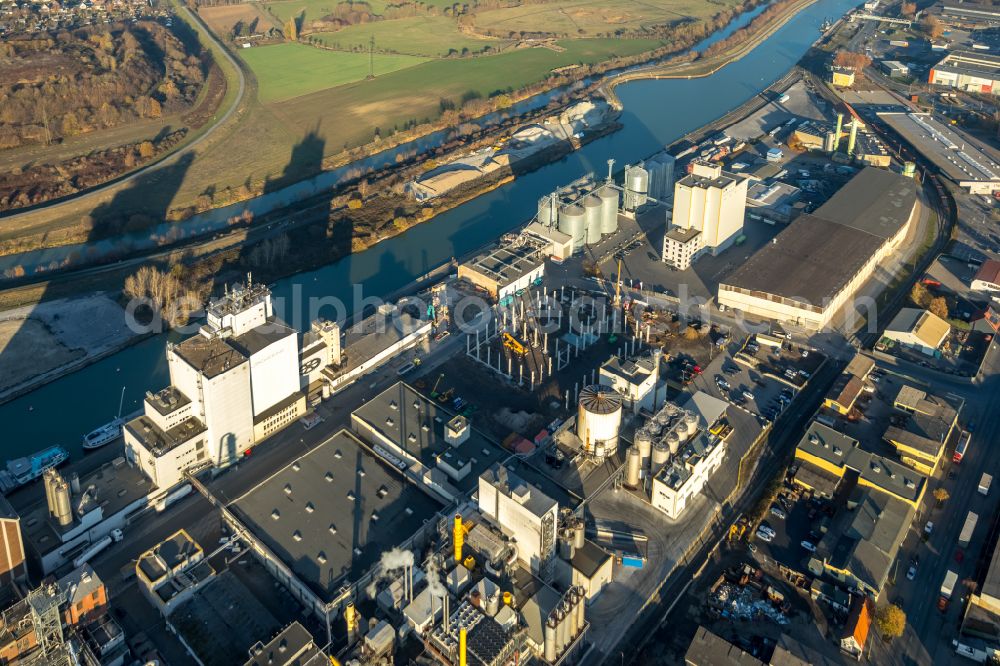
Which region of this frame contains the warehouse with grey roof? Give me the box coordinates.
[718,167,918,330]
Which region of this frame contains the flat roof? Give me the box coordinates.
[933,50,1000,79]
[351,382,509,493]
[664,226,701,243]
[459,236,547,287]
[722,168,916,305]
[125,414,207,457]
[570,539,611,579]
[230,430,441,602]
[172,335,247,379]
[138,529,201,582]
[879,112,1000,184]
[226,318,296,357]
[244,622,325,666]
[145,386,191,417]
[171,570,281,666]
[685,626,763,666]
[324,312,429,381]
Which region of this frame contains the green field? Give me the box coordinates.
[268,38,663,143]
[259,0,460,26]
[471,0,741,37]
[313,16,510,57]
[240,43,428,102]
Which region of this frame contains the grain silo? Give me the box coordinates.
[598,185,619,234]
[538,194,558,226]
[583,196,602,244]
[623,164,649,212]
[558,204,586,251]
[577,385,622,459]
[624,447,641,489]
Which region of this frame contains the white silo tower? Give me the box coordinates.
[577,385,623,460]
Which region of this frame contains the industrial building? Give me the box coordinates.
[880,112,1000,193]
[663,161,750,269]
[852,132,891,168]
[882,384,960,475]
[136,529,215,617]
[745,181,803,224]
[478,465,558,575]
[930,51,1000,94]
[529,176,623,257]
[942,3,1000,26]
[645,153,677,202]
[458,235,549,300]
[598,349,663,414]
[882,308,951,356]
[649,392,732,519]
[351,381,509,502]
[791,120,838,151]
[718,167,918,329]
[124,280,307,490]
[245,622,326,666]
[881,60,909,77]
[793,422,923,596]
[225,430,442,615]
[971,259,1000,293]
[0,497,26,586]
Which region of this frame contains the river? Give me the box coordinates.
[2,0,859,460]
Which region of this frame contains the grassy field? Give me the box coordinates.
[241,43,428,102]
[200,3,279,37]
[258,0,461,25]
[312,16,510,57]
[471,0,741,37]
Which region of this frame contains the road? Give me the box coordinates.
[0,0,247,222]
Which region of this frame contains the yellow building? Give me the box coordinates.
[882,385,960,475]
[831,66,856,87]
[822,353,874,415]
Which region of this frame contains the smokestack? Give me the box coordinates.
[345,603,358,645]
[52,476,72,527]
[848,118,859,156]
[835,112,844,148]
[454,514,464,563]
[459,627,467,666]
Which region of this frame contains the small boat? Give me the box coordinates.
[0,446,70,493]
[83,386,126,451]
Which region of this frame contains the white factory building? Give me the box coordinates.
[662,161,749,270]
[650,393,731,519]
[598,350,663,414]
[124,280,308,490]
[477,465,558,575]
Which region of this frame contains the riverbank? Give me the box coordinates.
[602,0,819,108]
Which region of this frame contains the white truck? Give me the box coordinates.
[939,570,959,611]
[980,473,992,496]
[73,528,123,568]
[959,512,979,548]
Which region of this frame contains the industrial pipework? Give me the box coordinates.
[454,514,465,563]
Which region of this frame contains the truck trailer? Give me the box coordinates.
[940,570,959,611]
[959,512,979,548]
[980,473,992,496]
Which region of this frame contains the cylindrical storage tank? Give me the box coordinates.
[598,185,619,234]
[683,412,699,439]
[565,597,577,643]
[651,442,670,474]
[635,429,653,470]
[43,470,56,516]
[575,586,586,632]
[903,161,916,178]
[54,480,72,527]
[560,602,572,646]
[665,432,680,455]
[583,196,602,245]
[646,421,662,437]
[554,609,567,653]
[558,205,586,251]
[624,447,641,489]
[558,533,575,561]
[577,385,623,459]
[486,590,500,616]
[573,521,585,550]
[322,383,331,400]
[502,591,513,607]
[544,618,558,663]
[624,165,649,211]
[655,409,672,427]
[538,194,557,226]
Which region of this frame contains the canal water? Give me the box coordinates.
[3,0,859,459]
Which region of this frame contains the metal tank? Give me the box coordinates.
[560,601,574,644]
[682,412,699,439]
[486,590,500,616]
[538,194,558,226]
[665,431,681,455]
[583,196,603,244]
[597,185,619,234]
[651,442,670,475]
[646,420,662,437]
[623,164,649,211]
[655,409,672,428]
[573,521,585,550]
[635,429,653,470]
[544,617,558,663]
[558,530,575,561]
[624,447,641,489]
[577,385,623,459]
[575,586,587,632]
[53,478,72,527]
[555,608,567,653]
[565,596,578,643]
[558,204,586,251]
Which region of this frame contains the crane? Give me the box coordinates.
[614,256,623,307]
[503,332,527,356]
[430,373,445,398]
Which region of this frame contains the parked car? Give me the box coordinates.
[906,564,917,581]
[756,529,774,542]
[924,521,934,536]
[742,390,754,401]
[770,506,787,520]
[800,541,817,553]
